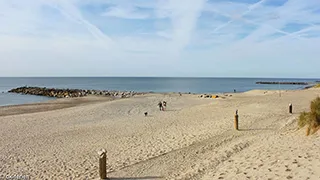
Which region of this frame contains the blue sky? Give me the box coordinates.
[0,0,320,77]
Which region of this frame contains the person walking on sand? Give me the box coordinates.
[162,101,167,111]
[158,101,163,111]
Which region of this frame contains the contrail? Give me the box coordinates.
[210,0,266,34]
[267,24,320,43]
[43,0,119,51]
[208,7,305,41]
[240,18,305,40]
[279,23,320,38]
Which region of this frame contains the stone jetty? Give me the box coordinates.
[8,86,138,98]
[256,81,309,85]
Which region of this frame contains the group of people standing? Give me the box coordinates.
[158,101,167,111]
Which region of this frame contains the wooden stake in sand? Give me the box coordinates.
[306,127,311,136]
[234,110,239,130]
[98,149,107,180]
[289,103,293,114]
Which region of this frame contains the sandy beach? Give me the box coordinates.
[0,89,319,180]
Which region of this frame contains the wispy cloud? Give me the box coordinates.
[0,0,320,77]
[209,0,266,35]
[161,0,206,52]
[44,0,116,49]
[101,5,152,19]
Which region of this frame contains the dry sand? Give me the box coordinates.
[0,89,319,180]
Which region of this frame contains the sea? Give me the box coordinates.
[0,77,318,107]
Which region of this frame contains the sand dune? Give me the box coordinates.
[0,89,319,179]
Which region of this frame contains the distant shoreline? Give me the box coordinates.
[1,76,320,79]
[1,76,317,107]
[0,95,115,117]
[0,87,310,116]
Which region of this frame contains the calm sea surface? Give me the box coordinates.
[0,77,318,106]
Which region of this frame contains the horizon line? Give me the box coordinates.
[0,76,319,79]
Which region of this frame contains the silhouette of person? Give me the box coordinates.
[158,101,163,111]
[163,101,167,111]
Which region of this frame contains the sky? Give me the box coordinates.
[0,0,320,78]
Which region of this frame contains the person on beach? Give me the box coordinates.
[158,101,163,111]
[162,101,167,111]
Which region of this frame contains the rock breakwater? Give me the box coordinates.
[256,81,309,85]
[8,86,139,98]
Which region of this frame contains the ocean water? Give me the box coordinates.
[0,77,318,106]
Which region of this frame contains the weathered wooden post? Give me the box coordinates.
[289,103,293,114]
[306,126,311,136]
[98,149,107,180]
[234,110,239,130]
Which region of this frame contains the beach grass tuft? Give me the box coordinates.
[314,84,320,88]
[298,97,320,135]
[298,111,310,128]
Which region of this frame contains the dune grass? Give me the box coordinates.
[298,97,320,135]
[314,84,320,88]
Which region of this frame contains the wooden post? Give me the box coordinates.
[98,149,107,180]
[306,126,311,136]
[289,103,293,114]
[279,82,281,97]
[234,110,239,130]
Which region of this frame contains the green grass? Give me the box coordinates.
[298,97,320,135]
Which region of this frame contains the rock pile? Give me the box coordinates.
[8,86,138,98]
[256,81,309,85]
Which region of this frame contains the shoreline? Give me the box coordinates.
[0,88,305,117]
[0,95,115,117]
[2,84,309,109]
[0,87,319,179]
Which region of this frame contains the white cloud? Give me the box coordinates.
[166,0,206,51]
[102,6,151,19]
[0,0,320,77]
[233,0,320,44]
[47,0,116,49]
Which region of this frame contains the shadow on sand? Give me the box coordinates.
[107,176,163,180]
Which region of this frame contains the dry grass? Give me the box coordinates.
[298,111,310,128]
[298,97,320,135]
[314,84,320,88]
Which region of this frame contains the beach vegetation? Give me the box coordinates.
[314,84,320,88]
[298,97,320,135]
